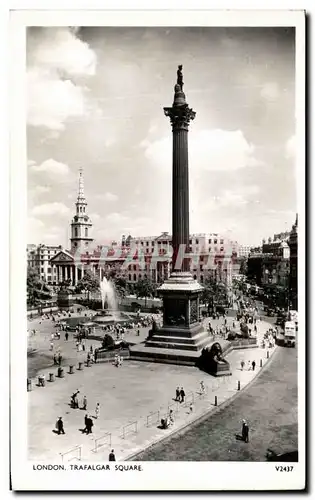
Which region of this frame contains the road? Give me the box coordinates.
[132,345,298,461]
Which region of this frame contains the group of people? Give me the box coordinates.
[240,360,256,371]
[114,354,123,367]
[175,387,186,403]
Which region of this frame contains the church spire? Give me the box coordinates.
[70,167,93,253]
[77,167,85,203]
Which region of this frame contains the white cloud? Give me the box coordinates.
[105,212,128,224]
[31,202,70,217]
[31,185,51,195]
[31,28,97,76]
[97,192,119,202]
[285,134,296,159]
[27,27,98,133]
[89,212,101,221]
[260,82,280,102]
[143,129,259,173]
[27,69,87,131]
[30,158,70,177]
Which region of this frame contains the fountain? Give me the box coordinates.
[93,276,128,326]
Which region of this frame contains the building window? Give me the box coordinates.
[133,274,136,281]
[220,239,224,244]
[146,241,149,246]
[47,267,51,273]
[85,227,88,237]
[208,239,211,244]
[220,247,224,252]
[75,228,78,237]
[133,264,136,271]
[189,239,192,244]
[200,275,204,283]
[128,274,131,281]
[74,242,77,247]
[214,239,217,244]
[196,239,199,245]
[139,274,142,279]
[193,274,197,280]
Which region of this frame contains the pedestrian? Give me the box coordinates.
[180,387,185,403]
[82,341,85,351]
[175,386,180,401]
[189,402,194,413]
[65,331,69,341]
[109,449,116,461]
[58,353,62,366]
[83,414,89,433]
[169,409,175,425]
[95,403,100,419]
[50,340,54,351]
[53,353,57,365]
[137,329,140,336]
[200,381,205,395]
[247,361,251,371]
[252,360,256,371]
[82,395,87,410]
[243,421,249,443]
[56,417,65,435]
[240,360,245,371]
[86,416,93,434]
[90,345,93,353]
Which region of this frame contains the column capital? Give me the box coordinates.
[164,104,196,131]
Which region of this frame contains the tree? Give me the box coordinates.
[134,277,157,307]
[27,267,52,306]
[75,270,99,294]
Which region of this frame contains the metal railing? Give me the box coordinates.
[121,421,138,439]
[60,445,82,462]
[92,432,112,453]
[146,410,160,428]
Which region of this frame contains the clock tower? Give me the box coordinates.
[70,168,93,253]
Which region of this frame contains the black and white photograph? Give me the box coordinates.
[10,8,305,491]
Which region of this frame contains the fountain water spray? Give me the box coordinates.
[100,276,118,320]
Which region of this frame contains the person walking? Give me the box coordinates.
[53,353,57,365]
[58,353,62,366]
[95,403,100,419]
[86,416,93,434]
[65,331,69,341]
[82,395,87,410]
[50,340,54,351]
[175,387,180,402]
[240,360,245,371]
[252,360,256,371]
[83,414,89,433]
[247,360,251,371]
[109,449,116,461]
[200,381,205,395]
[56,417,65,435]
[243,421,249,443]
[180,387,185,403]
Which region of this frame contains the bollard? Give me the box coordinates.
[260,359,263,368]
[214,395,218,406]
[237,380,241,391]
[57,367,64,378]
[78,362,83,370]
[267,350,270,359]
[27,378,32,392]
[49,373,55,382]
[69,365,74,374]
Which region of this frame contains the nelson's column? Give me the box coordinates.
[131,66,213,364]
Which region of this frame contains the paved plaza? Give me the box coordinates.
[28,313,277,462]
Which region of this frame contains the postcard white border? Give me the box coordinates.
[9,8,306,491]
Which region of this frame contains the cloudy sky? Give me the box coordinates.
[27,26,296,247]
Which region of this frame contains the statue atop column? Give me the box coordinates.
[177,65,184,90]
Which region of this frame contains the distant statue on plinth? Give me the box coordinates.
[177,65,183,90]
